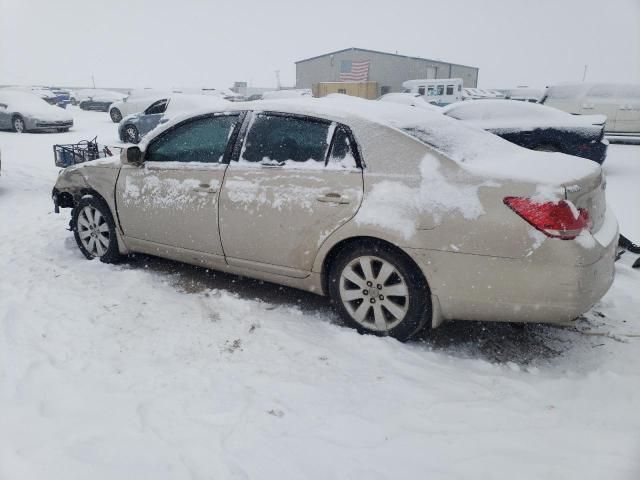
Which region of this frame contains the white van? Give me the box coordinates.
[540,82,640,135]
[402,78,463,106]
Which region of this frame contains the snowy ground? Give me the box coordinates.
[0,108,639,480]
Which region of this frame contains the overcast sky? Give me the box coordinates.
[1,0,638,90]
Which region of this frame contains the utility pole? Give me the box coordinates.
[275,70,281,90]
[91,74,96,88]
[582,65,588,82]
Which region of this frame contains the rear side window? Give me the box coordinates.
[146,114,239,163]
[446,85,454,95]
[240,114,331,165]
[328,126,358,169]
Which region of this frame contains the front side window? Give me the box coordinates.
[146,114,239,163]
[145,99,168,115]
[446,85,454,95]
[427,86,436,96]
[437,85,445,96]
[240,114,331,165]
[418,86,426,95]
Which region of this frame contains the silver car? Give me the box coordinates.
[52,98,618,340]
[118,95,229,143]
[0,90,73,133]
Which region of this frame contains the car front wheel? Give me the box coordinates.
[328,242,431,341]
[72,196,122,263]
[123,124,139,143]
[12,116,26,133]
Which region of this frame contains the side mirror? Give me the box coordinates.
[121,146,143,166]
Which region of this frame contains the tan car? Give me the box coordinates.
[52,97,619,340]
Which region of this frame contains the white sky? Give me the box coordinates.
[1,0,638,90]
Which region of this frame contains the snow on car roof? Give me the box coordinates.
[165,94,230,114]
[441,99,606,128]
[141,95,600,185]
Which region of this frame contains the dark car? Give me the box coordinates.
[79,91,126,112]
[442,100,608,164]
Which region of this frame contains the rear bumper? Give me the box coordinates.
[408,211,619,325]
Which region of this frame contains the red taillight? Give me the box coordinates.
[504,197,591,240]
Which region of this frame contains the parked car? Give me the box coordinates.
[52,97,618,341]
[79,90,126,112]
[442,99,609,164]
[71,89,125,107]
[118,94,230,143]
[0,90,73,132]
[378,92,442,111]
[50,88,72,108]
[109,94,169,123]
[540,82,640,135]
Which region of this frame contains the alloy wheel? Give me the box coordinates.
[125,126,138,143]
[14,118,25,133]
[77,206,110,257]
[339,255,410,332]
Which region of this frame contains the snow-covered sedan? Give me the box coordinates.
[118,94,230,143]
[0,90,73,133]
[442,100,609,164]
[52,97,618,341]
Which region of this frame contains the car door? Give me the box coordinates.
[580,85,619,132]
[218,112,364,277]
[613,85,640,134]
[115,112,244,257]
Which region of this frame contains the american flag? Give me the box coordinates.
[339,60,370,82]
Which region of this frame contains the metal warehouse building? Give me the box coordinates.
[295,47,479,98]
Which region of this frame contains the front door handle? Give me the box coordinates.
[192,184,218,194]
[317,193,350,204]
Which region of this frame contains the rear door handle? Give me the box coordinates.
[192,184,218,194]
[317,193,350,204]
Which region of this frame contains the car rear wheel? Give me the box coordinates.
[123,124,139,143]
[328,242,431,341]
[12,116,26,133]
[72,196,122,263]
[110,108,122,123]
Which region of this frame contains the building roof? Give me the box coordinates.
[294,47,477,70]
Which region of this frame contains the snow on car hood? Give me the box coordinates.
[140,95,601,186]
[0,91,73,121]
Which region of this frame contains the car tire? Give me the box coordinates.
[57,128,69,133]
[12,115,26,133]
[123,124,139,143]
[328,242,432,341]
[110,108,122,123]
[72,196,122,264]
